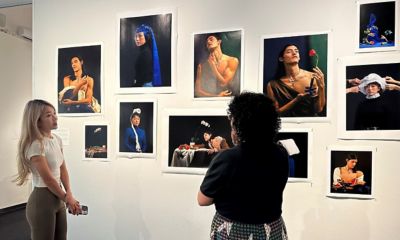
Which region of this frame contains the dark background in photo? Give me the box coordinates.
[276,132,308,179]
[346,63,400,130]
[330,150,372,195]
[119,102,154,153]
[262,34,328,117]
[168,115,231,166]
[120,14,172,88]
[58,45,102,113]
[359,1,396,46]
[85,125,108,158]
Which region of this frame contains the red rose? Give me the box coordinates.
[185,145,190,150]
[309,49,317,57]
[308,49,319,68]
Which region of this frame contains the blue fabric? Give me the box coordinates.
[124,126,147,152]
[136,24,162,87]
[60,89,94,113]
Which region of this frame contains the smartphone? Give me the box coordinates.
[68,205,88,215]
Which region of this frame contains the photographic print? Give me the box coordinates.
[117,99,157,158]
[117,9,175,94]
[161,109,232,174]
[277,128,312,182]
[357,0,398,52]
[84,123,109,161]
[260,31,331,122]
[337,54,400,140]
[57,43,102,116]
[193,29,243,100]
[327,146,375,199]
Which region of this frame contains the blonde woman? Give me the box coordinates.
[14,99,81,240]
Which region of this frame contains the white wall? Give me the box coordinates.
[32,0,400,239]
[0,31,32,208]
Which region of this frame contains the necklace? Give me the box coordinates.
[288,70,301,87]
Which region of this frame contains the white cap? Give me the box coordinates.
[359,73,386,95]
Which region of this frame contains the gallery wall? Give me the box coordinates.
[32,0,400,239]
[0,31,32,208]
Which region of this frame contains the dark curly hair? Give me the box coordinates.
[227,91,281,144]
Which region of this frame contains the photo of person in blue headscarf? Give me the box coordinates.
[359,1,395,49]
[133,24,162,87]
[119,13,172,89]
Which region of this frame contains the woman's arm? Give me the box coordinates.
[63,76,94,105]
[60,160,81,214]
[332,167,341,186]
[312,67,326,113]
[31,156,66,200]
[209,56,239,87]
[197,190,214,206]
[124,128,136,152]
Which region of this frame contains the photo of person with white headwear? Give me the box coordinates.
[118,101,155,156]
[124,108,147,152]
[346,63,400,131]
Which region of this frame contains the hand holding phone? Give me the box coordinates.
[68,204,88,215]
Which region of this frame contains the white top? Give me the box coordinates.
[26,133,64,187]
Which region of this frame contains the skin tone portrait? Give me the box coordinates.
[263,34,328,118]
[330,151,372,195]
[194,30,241,98]
[57,45,102,114]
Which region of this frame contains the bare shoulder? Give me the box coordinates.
[227,55,239,64]
[301,69,313,77]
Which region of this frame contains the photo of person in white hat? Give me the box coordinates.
[354,73,399,130]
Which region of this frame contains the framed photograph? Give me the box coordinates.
[117,99,157,158]
[161,108,232,174]
[327,146,376,199]
[277,128,312,182]
[57,43,103,116]
[260,31,332,122]
[117,9,176,94]
[356,0,398,52]
[337,53,400,140]
[83,122,109,161]
[193,29,243,100]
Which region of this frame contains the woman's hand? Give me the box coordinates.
[65,193,82,215]
[218,90,232,97]
[312,67,325,88]
[348,78,361,86]
[62,99,73,105]
[385,76,400,85]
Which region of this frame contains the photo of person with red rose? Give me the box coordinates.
[266,43,326,117]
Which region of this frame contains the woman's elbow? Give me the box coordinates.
[197,191,213,206]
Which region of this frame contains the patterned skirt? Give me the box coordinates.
[210,212,288,240]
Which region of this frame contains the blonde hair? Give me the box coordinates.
[14,99,55,186]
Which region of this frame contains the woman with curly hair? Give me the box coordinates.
[198,92,289,239]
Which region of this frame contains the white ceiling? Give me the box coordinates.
[0,3,32,31]
[0,0,31,8]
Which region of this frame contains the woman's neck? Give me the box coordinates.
[74,69,83,78]
[284,64,301,79]
[41,131,52,138]
[210,48,223,60]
